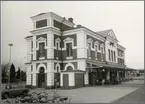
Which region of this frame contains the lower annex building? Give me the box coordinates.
[25,12,132,89]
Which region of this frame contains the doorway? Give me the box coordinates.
[38,67,45,88]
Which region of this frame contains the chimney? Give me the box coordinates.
[68,18,73,23]
[76,25,82,28]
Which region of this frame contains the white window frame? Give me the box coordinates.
[100,43,105,61]
[36,37,47,50]
[55,63,60,73]
[55,37,61,50]
[36,37,47,60]
[87,38,93,59]
[94,41,99,60]
[63,37,74,59]
[64,63,75,71]
[55,37,61,59]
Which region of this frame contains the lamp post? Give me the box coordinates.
[8,43,13,84]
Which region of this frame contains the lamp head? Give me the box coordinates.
[9,44,13,46]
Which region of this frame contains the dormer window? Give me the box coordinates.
[36,19,47,28]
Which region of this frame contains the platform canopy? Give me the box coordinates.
[86,60,126,70]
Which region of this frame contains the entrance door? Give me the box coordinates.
[54,73,60,88]
[63,74,69,89]
[75,73,84,88]
[38,67,45,88]
[89,72,97,85]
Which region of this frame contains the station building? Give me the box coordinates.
[25,12,127,89]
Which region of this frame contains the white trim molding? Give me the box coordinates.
[36,37,47,50]
[55,63,60,72]
[54,37,61,50]
[37,63,47,73]
[63,37,74,50]
[100,43,105,53]
[64,62,75,71]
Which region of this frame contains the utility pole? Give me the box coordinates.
[8,43,13,84]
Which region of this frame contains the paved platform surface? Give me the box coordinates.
[112,86,145,103]
[31,79,144,103]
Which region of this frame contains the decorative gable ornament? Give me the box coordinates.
[55,37,61,42]
[94,41,99,45]
[36,37,46,42]
[87,38,93,43]
[107,30,118,40]
[63,37,73,42]
[100,43,104,47]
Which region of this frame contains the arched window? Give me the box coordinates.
[39,67,45,73]
[57,66,59,73]
[56,43,59,57]
[95,45,98,59]
[66,66,73,71]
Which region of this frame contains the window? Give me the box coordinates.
[57,66,59,73]
[88,43,91,57]
[122,52,124,57]
[39,43,45,57]
[95,45,98,59]
[66,43,72,57]
[101,47,103,60]
[119,51,121,56]
[108,49,111,61]
[111,50,113,61]
[114,51,116,62]
[109,42,114,47]
[36,19,47,28]
[120,59,122,65]
[56,43,59,57]
[118,58,120,64]
[122,60,124,64]
[53,20,71,30]
[66,66,73,71]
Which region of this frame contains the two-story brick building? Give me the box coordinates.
[25,12,126,89]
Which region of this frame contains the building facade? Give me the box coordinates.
[25,12,127,89]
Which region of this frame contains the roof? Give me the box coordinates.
[36,12,48,16]
[96,29,112,37]
[86,60,126,70]
[25,36,32,39]
[96,29,118,41]
[61,69,85,73]
[126,67,136,71]
[63,25,105,41]
[30,12,49,18]
[117,44,126,50]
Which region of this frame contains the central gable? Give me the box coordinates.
[107,30,118,41]
[96,29,118,41]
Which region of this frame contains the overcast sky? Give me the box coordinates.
[1,1,144,70]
